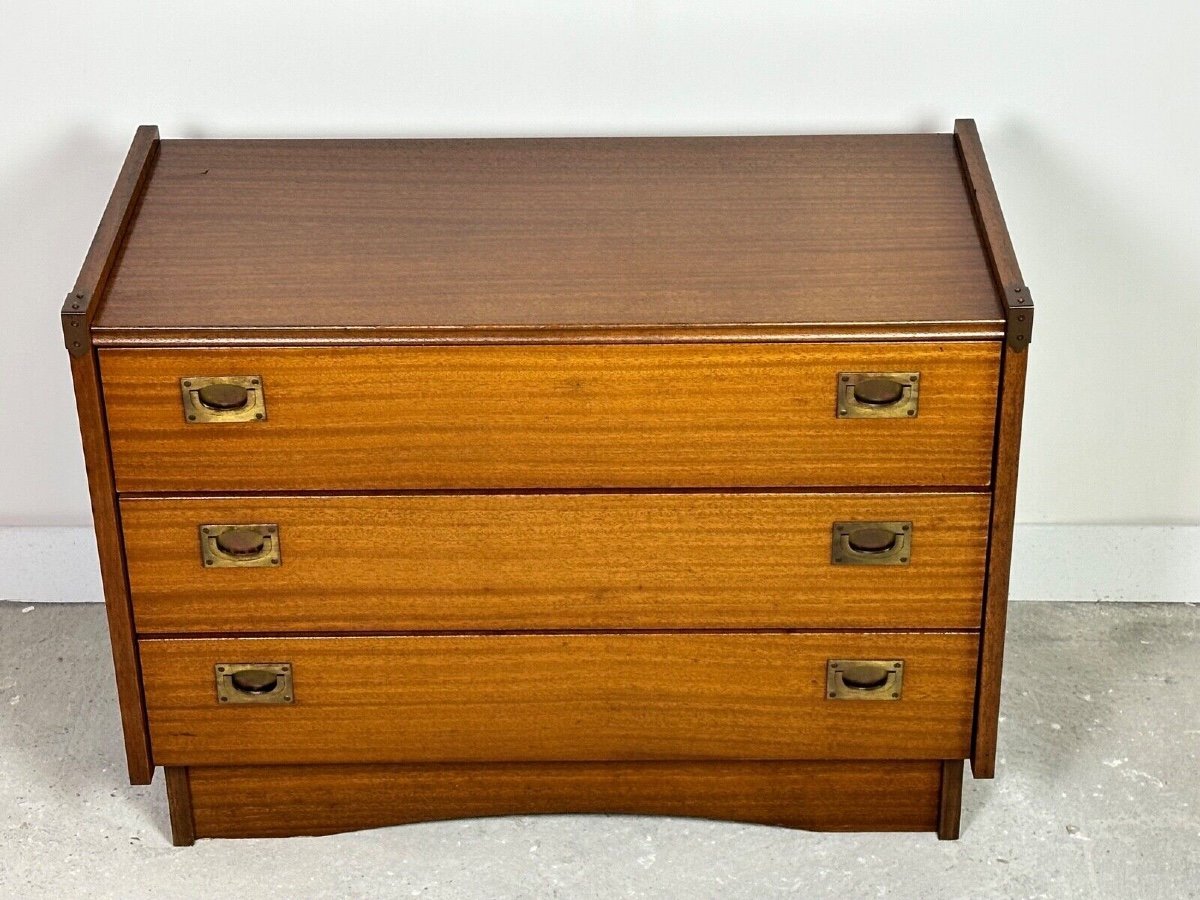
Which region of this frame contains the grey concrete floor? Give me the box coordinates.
[0,602,1197,900]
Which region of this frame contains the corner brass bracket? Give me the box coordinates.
[1005,284,1033,351]
[62,291,89,357]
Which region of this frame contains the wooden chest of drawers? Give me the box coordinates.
[64,122,1032,844]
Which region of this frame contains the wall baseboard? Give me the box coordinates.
[1009,524,1198,603]
[1,527,104,603]
[1,525,1197,605]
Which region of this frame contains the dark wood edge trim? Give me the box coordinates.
[953,119,1033,351]
[957,119,1032,778]
[140,628,981,641]
[64,126,160,784]
[937,759,964,840]
[165,767,196,846]
[953,120,1024,285]
[140,627,984,640]
[70,350,154,784]
[62,125,160,357]
[119,486,994,500]
[89,322,1007,349]
[971,348,1028,778]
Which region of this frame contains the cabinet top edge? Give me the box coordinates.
[86,128,1010,335]
[90,321,1007,349]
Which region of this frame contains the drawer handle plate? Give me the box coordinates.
[837,372,920,418]
[200,524,281,568]
[181,375,266,423]
[826,660,904,700]
[831,521,911,565]
[215,663,294,704]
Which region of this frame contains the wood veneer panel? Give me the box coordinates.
[123,492,990,633]
[182,760,943,838]
[101,342,1000,492]
[95,135,1003,338]
[140,632,978,765]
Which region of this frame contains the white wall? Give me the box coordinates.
[3,1,1198,528]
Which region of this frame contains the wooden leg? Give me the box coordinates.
[937,759,964,840]
[165,767,196,846]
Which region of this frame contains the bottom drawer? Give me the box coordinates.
[140,632,978,765]
[167,759,964,843]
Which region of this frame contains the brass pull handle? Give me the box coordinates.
[200,524,281,568]
[831,521,911,565]
[826,660,904,700]
[837,372,919,418]
[197,382,249,411]
[231,669,279,694]
[215,663,294,704]
[180,376,266,423]
[855,378,906,406]
[217,529,265,556]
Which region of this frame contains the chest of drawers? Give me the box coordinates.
[63,122,1032,844]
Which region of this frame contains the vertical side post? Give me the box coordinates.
[63,125,160,784]
[954,119,1032,778]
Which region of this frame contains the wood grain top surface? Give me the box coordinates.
[95,134,1003,334]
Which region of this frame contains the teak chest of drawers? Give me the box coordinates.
[63,122,1032,845]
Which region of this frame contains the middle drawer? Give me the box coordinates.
[122,492,990,632]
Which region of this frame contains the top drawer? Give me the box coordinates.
[100,342,999,492]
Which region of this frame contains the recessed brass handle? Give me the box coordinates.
[831,521,911,565]
[231,669,279,693]
[197,382,249,411]
[217,529,265,556]
[180,375,266,423]
[215,663,294,704]
[854,378,905,405]
[826,659,904,700]
[837,372,919,418]
[199,524,281,568]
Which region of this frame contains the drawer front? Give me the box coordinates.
[140,632,978,765]
[123,493,990,632]
[100,343,999,492]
